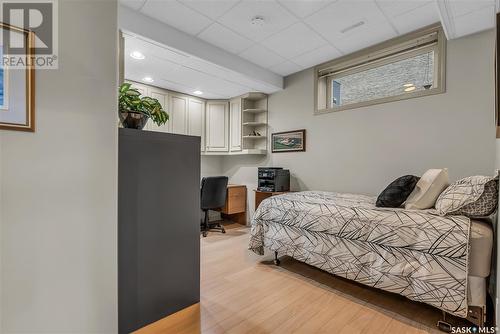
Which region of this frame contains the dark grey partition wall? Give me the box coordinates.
[118,128,200,333]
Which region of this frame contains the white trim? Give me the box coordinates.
[435,0,456,40]
[0,65,9,111]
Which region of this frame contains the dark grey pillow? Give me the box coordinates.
[376,175,420,208]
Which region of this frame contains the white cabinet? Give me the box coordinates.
[205,101,229,152]
[188,98,205,151]
[124,81,268,155]
[169,95,188,134]
[148,88,169,133]
[229,98,242,152]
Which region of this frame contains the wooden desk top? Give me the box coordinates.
[228,184,246,188]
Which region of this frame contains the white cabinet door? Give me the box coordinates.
[206,101,229,152]
[148,88,169,133]
[229,98,241,151]
[188,98,205,151]
[169,95,188,134]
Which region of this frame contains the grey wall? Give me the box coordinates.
[223,28,497,221]
[0,1,118,332]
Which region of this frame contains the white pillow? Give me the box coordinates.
[405,168,449,210]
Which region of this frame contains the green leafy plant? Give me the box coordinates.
[119,83,169,126]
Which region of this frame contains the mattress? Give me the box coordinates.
[468,220,493,307]
[469,220,492,278]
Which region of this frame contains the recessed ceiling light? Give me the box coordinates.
[193,90,203,95]
[403,83,414,87]
[130,51,145,60]
[251,16,265,27]
[404,86,416,92]
[142,76,154,83]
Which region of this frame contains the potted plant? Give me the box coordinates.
[118,83,169,129]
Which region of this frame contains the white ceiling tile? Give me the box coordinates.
[239,44,286,68]
[453,4,495,37]
[260,22,327,58]
[376,0,433,18]
[292,44,341,68]
[269,61,302,76]
[125,35,191,65]
[334,21,396,54]
[278,0,334,18]
[120,0,146,10]
[197,23,254,54]
[448,0,494,18]
[389,2,440,34]
[179,0,239,19]
[140,0,213,35]
[217,1,298,42]
[305,0,388,44]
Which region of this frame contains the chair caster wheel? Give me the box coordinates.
[437,320,452,333]
[222,229,226,234]
[202,231,207,237]
[274,259,280,266]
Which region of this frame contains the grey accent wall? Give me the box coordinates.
[118,129,200,333]
[222,28,497,222]
[0,1,118,332]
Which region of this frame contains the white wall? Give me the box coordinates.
[223,29,497,222]
[0,1,118,332]
[201,156,223,177]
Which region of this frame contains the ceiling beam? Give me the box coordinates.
[435,0,456,40]
[118,5,283,91]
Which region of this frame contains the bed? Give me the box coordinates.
[249,191,493,327]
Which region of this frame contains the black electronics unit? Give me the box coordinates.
[258,167,290,192]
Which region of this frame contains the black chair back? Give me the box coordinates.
[201,176,228,210]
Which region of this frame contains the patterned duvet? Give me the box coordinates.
[249,191,471,318]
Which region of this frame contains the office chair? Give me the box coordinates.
[200,176,229,237]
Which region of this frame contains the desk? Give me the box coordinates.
[254,190,291,210]
[219,184,247,225]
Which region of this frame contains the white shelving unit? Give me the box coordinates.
[241,92,268,154]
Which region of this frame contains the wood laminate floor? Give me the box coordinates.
[136,223,471,334]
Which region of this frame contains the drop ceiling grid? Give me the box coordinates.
[122,0,497,82]
[125,0,448,76]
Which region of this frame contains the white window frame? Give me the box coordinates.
[314,24,446,114]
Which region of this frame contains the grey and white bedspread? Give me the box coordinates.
[249,191,471,318]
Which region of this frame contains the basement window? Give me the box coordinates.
[315,25,446,114]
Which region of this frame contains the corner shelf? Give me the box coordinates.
[243,135,266,139]
[243,108,267,114]
[243,122,267,126]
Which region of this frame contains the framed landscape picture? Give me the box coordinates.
[0,23,35,132]
[271,129,306,153]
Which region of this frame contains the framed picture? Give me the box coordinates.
[0,23,35,132]
[271,129,306,153]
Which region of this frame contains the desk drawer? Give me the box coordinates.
[223,186,246,214]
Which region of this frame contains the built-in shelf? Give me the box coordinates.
[243,135,266,139]
[242,122,267,126]
[243,108,267,114]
